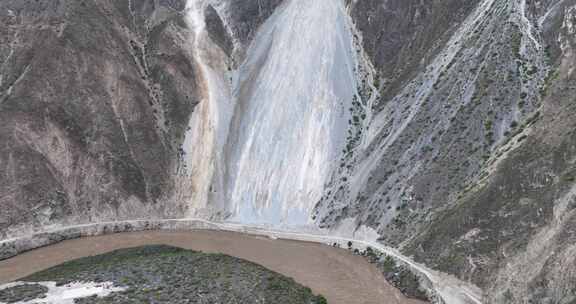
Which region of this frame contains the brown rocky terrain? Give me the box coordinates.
[0,0,199,234]
[1,0,576,303]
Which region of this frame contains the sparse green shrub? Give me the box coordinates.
[382,256,396,272]
[314,295,328,304]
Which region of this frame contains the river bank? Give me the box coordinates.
[0,230,424,304]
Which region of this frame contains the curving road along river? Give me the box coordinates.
[0,230,425,304]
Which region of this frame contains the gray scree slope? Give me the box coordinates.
[1,0,576,303]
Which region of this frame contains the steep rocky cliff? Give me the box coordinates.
[1,0,576,303]
[0,0,201,234]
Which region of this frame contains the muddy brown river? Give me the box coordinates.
[0,230,425,304]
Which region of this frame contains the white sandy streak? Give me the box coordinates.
[223,0,357,225]
[0,281,125,304]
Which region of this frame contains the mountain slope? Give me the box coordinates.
[1,0,576,303]
[0,0,201,234]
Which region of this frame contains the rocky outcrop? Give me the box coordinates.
[348,0,478,102]
[318,0,576,303]
[0,0,199,237]
[0,0,283,238]
[221,0,284,55]
[310,0,575,302]
[204,4,233,57]
[405,2,576,303]
[2,0,576,303]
